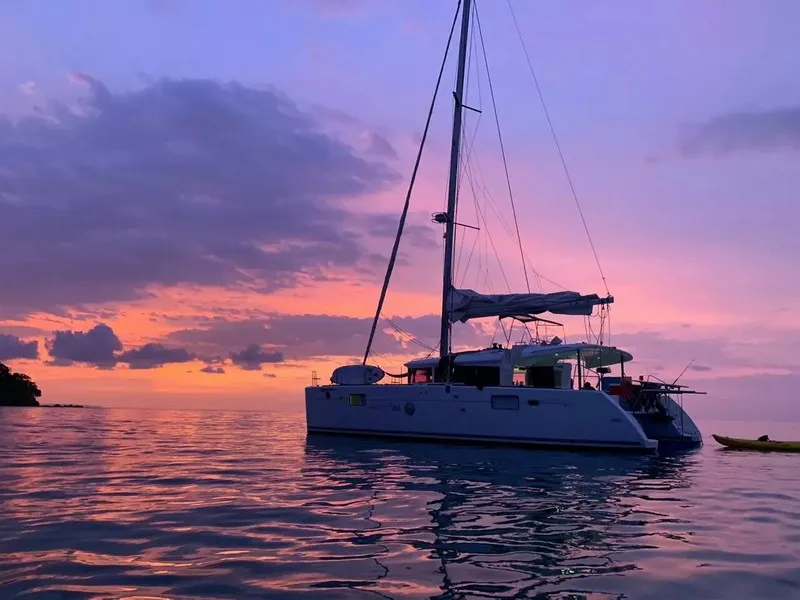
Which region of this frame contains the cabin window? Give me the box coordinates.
[525,366,557,389]
[349,394,366,406]
[491,394,519,410]
[450,366,500,388]
[409,368,432,383]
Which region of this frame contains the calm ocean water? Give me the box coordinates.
[1,408,799,599]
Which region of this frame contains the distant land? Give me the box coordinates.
[0,362,42,407]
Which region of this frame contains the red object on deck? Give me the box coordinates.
[609,379,635,401]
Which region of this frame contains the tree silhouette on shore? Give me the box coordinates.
[0,362,42,407]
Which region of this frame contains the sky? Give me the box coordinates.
[1,0,799,420]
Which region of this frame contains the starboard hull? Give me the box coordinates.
[305,383,658,452]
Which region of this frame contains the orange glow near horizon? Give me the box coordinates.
[2,142,798,411]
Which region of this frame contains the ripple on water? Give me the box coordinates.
[1,408,800,599]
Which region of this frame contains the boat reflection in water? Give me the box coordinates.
[301,435,698,599]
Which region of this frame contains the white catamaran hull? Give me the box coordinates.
[305,384,658,452]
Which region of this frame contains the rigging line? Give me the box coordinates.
[453,11,478,274]
[467,192,518,344]
[454,132,483,282]
[454,121,480,280]
[454,46,484,281]
[467,146,563,291]
[457,169,481,284]
[475,155,516,339]
[463,156,488,279]
[383,317,437,352]
[468,148,515,242]
[506,0,610,296]
[385,326,434,354]
[474,1,531,294]
[362,0,462,364]
[386,324,436,353]
[522,321,533,343]
[477,182,552,290]
[457,153,487,284]
[470,172,512,291]
[453,3,484,290]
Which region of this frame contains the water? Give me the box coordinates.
[1,408,799,599]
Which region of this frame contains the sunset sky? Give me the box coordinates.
[1,0,799,419]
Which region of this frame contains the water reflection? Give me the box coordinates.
[2,409,798,599]
[301,435,697,599]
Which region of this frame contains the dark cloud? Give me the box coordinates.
[0,75,405,318]
[689,364,713,372]
[200,365,225,375]
[366,132,398,159]
[679,107,800,158]
[46,323,122,368]
[45,323,195,370]
[0,334,38,361]
[167,318,269,359]
[167,313,491,362]
[230,344,284,370]
[0,325,44,338]
[117,343,194,369]
[369,213,438,251]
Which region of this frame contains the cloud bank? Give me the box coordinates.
[0,334,39,361]
[32,315,489,372]
[0,74,414,318]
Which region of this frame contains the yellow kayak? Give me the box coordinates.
[712,434,800,452]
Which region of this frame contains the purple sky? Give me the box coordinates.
[1,0,799,419]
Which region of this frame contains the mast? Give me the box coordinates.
[439,0,472,359]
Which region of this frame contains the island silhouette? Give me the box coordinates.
[0,362,42,407]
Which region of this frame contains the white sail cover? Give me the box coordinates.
[448,288,611,323]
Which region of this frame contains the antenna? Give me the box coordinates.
[671,357,696,386]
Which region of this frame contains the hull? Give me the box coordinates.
[305,384,658,452]
[712,434,800,452]
[632,395,703,449]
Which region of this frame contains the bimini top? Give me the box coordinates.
[404,342,632,371]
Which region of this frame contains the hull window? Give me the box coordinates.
[491,394,519,410]
[349,394,366,406]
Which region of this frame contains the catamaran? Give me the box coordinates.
[305,0,704,452]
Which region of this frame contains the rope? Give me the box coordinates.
[383,317,437,353]
[506,0,610,297]
[475,2,531,294]
[362,0,462,364]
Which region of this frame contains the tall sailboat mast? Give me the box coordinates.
[439,0,472,359]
